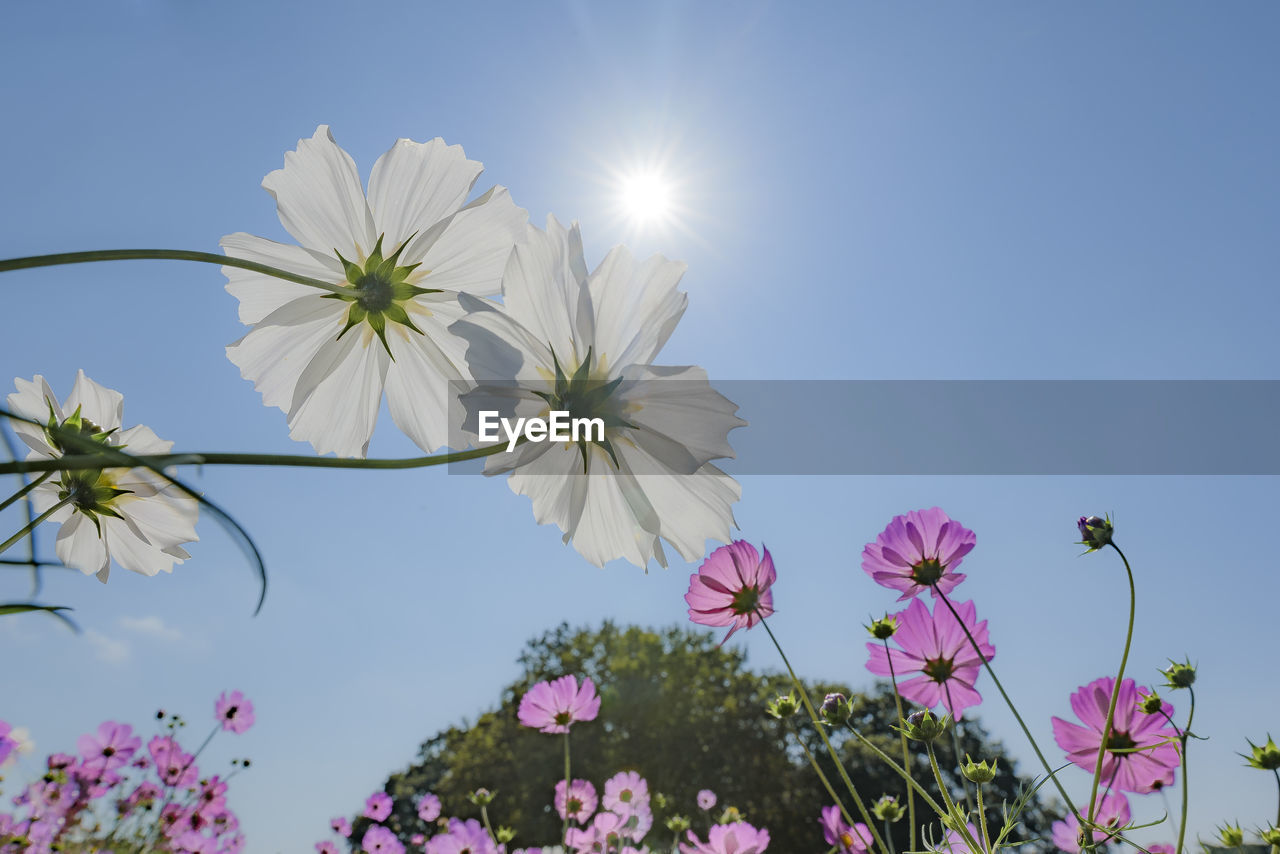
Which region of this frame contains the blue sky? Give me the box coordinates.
[2,1,1278,851]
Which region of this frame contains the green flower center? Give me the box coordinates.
[922,656,955,683]
[730,585,762,616]
[534,346,634,472]
[329,234,440,355]
[554,711,572,726]
[1105,730,1136,754]
[910,557,944,586]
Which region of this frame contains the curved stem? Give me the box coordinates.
[757,614,890,854]
[480,804,499,847]
[0,471,51,513]
[936,590,1080,824]
[845,725,948,818]
[884,639,917,852]
[926,743,983,854]
[1174,687,1195,854]
[786,719,858,838]
[1085,544,1137,839]
[0,249,359,298]
[0,496,71,556]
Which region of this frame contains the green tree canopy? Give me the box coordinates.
[356,622,1054,852]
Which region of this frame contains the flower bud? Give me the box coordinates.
[960,755,997,784]
[872,795,905,823]
[1137,690,1164,715]
[866,615,899,640]
[665,815,691,834]
[495,827,515,844]
[718,806,744,824]
[1261,826,1280,847]
[765,691,800,720]
[467,788,495,806]
[820,693,853,726]
[1161,659,1196,690]
[1077,515,1114,552]
[1217,823,1245,847]
[897,709,949,742]
[1245,736,1280,771]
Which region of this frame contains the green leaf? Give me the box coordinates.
[0,602,79,632]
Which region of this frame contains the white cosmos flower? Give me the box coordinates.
[222,125,528,457]
[6,371,199,583]
[451,216,744,569]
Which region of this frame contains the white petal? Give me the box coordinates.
[383,311,468,454]
[616,447,740,563]
[587,246,687,368]
[261,125,376,257]
[116,484,199,550]
[367,137,482,249]
[55,513,110,579]
[7,375,60,456]
[114,424,174,456]
[450,293,556,384]
[101,516,173,577]
[498,218,595,359]
[287,326,390,458]
[221,232,345,325]
[622,365,745,469]
[414,186,528,297]
[226,295,347,412]
[66,370,123,431]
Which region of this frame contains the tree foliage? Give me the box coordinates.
[355,622,1055,851]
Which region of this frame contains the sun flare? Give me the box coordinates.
[616,168,676,228]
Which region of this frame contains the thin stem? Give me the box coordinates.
[936,590,1080,823]
[1085,543,1138,839]
[946,687,975,816]
[926,743,983,854]
[786,719,858,837]
[0,496,71,556]
[976,783,992,854]
[884,639,917,852]
[883,819,895,854]
[1175,687,1195,854]
[845,725,948,818]
[757,614,889,854]
[0,471,50,513]
[1274,768,1279,828]
[480,804,498,847]
[562,730,571,847]
[0,249,360,298]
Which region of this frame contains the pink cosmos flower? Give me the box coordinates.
[1050,792,1131,853]
[331,816,352,837]
[215,691,255,734]
[680,820,770,854]
[316,843,340,854]
[1052,677,1180,793]
[555,778,598,824]
[697,789,717,810]
[78,721,142,776]
[820,806,873,853]
[862,508,975,601]
[567,811,626,854]
[1149,846,1175,854]
[928,824,982,853]
[417,792,442,822]
[364,791,394,821]
[865,598,995,720]
[518,675,601,733]
[684,541,776,644]
[428,818,498,854]
[149,735,199,788]
[363,824,406,854]
[0,721,16,765]
[602,771,649,814]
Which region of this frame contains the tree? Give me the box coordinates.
[355,622,1054,851]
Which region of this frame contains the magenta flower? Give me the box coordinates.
[78,721,141,776]
[363,824,406,854]
[680,821,770,854]
[1149,846,1175,854]
[862,508,975,600]
[331,816,352,837]
[518,675,601,733]
[555,778,599,824]
[865,597,994,720]
[928,824,982,853]
[149,735,199,788]
[602,770,649,813]
[215,691,255,734]
[567,811,627,853]
[684,541,776,644]
[1050,792,1131,853]
[820,806,873,853]
[697,789,717,810]
[0,721,16,766]
[1052,676,1180,793]
[428,818,498,854]
[417,792,442,822]
[316,843,340,854]
[364,791,394,821]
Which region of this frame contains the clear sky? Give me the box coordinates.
[2,1,1278,851]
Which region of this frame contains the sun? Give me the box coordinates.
[618,170,674,225]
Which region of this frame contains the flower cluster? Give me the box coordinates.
[0,692,252,853]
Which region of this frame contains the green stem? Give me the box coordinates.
[0,496,71,556]
[0,472,51,514]
[936,590,1080,825]
[562,731,571,847]
[883,819,895,854]
[946,689,975,816]
[976,783,991,854]
[757,614,890,854]
[845,725,948,818]
[0,249,359,298]
[480,804,498,847]
[787,719,859,839]
[1174,687,1195,854]
[926,743,983,854]
[1084,543,1138,841]
[1274,768,1279,828]
[884,639,917,852]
